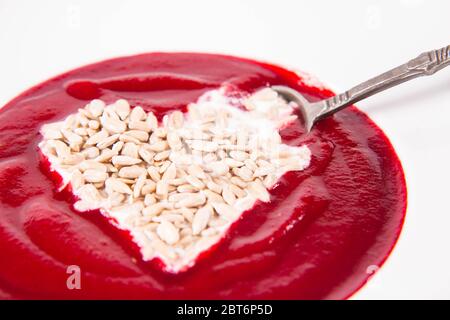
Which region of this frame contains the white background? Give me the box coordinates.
[1,0,449,299]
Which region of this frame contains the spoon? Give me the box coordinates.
[272,45,450,132]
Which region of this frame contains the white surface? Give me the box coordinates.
[1,0,449,299]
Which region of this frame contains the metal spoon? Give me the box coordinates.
[272,45,450,132]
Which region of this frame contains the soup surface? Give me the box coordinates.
[0,53,407,299]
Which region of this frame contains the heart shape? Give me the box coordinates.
[38,87,311,272]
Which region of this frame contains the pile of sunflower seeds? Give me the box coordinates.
[39,87,311,271]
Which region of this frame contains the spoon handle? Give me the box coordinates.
[317,45,450,120]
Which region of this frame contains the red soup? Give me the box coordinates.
[0,53,406,299]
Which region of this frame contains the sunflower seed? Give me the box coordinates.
[232,166,253,181]
[185,175,205,189]
[138,147,155,164]
[148,140,168,152]
[85,130,109,146]
[144,194,157,206]
[83,169,108,183]
[156,180,169,198]
[88,120,100,130]
[105,178,132,194]
[229,150,248,161]
[211,202,238,221]
[157,220,179,245]
[147,166,161,181]
[146,112,158,130]
[162,162,177,180]
[133,172,147,198]
[95,148,116,162]
[87,100,105,117]
[71,169,85,189]
[192,205,212,235]
[230,176,247,188]
[169,111,184,128]
[168,178,186,186]
[129,120,152,132]
[203,189,224,203]
[154,150,171,161]
[112,155,142,166]
[208,160,229,176]
[81,147,100,159]
[41,127,63,140]
[130,106,146,122]
[121,142,140,158]
[167,132,182,150]
[247,179,270,202]
[78,160,107,172]
[187,164,207,179]
[115,99,130,120]
[61,153,84,165]
[97,133,120,149]
[142,203,165,217]
[224,158,244,168]
[206,179,222,194]
[175,193,206,208]
[141,180,156,195]
[177,184,197,193]
[119,165,146,179]
[124,130,149,142]
[253,165,273,177]
[222,185,236,205]
[101,115,126,134]
[190,140,218,152]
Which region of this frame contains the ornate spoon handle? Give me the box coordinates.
[316,45,450,120]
